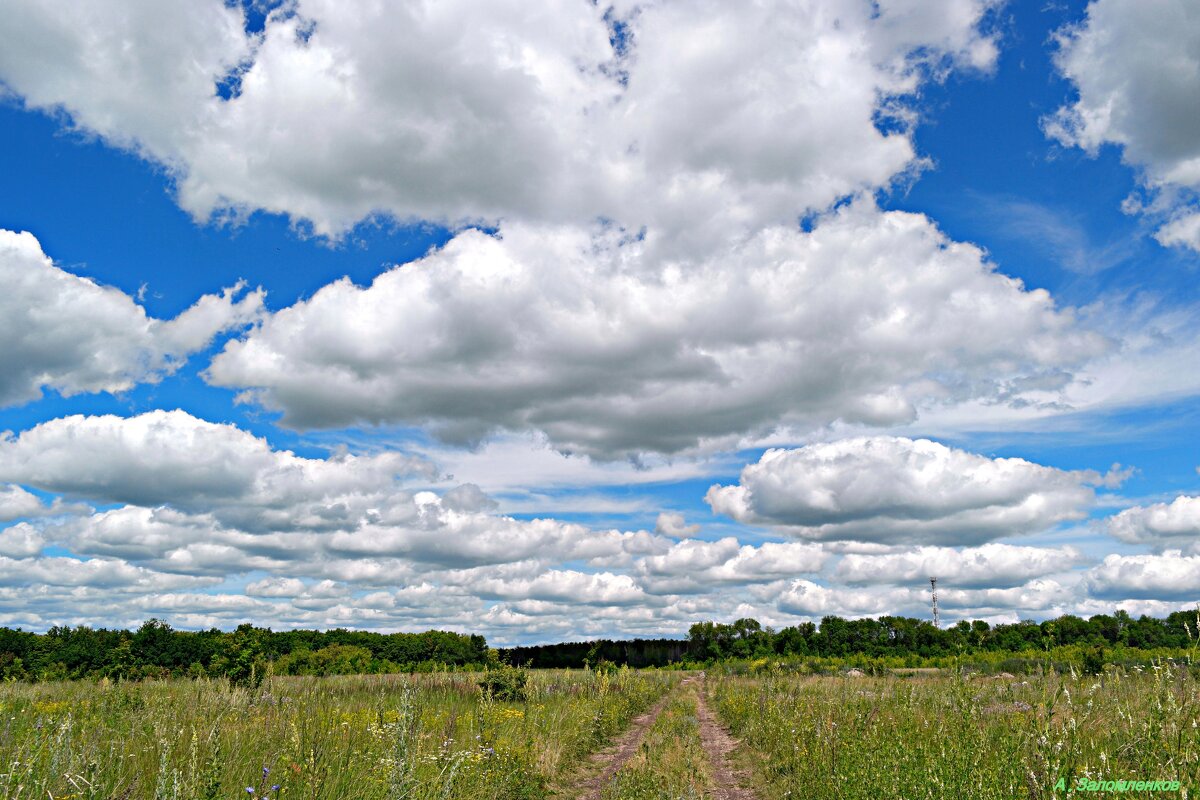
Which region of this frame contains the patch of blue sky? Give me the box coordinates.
[882,0,1197,309]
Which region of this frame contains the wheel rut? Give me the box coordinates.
[570,692,672,800]
[691,675,758,799]
[567,675,759,799]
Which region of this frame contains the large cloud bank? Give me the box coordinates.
[0,0,998,240]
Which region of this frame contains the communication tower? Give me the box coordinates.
[930,577,940,629]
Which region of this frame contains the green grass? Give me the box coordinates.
[0,668,672,799]
[8,662,1198,800]
[712,661,1200,799]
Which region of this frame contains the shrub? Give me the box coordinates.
[478,664,528,701]
[1082,645,1107,675]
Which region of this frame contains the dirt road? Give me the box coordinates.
[566,675,758,799]
[571,693,673,800]
[692,676,757,800]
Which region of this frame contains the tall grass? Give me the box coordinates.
[0,669,671,799]
[711,662,1200,799]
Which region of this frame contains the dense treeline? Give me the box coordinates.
[686,610,1200,660]
[499,610,1200,668]
[0,620,488,684]
[501,637,688,668]
[2,609,1196,683]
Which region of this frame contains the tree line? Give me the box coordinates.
[1,609,1195,682]
[499,610,1200,668]
[0,620,489,684]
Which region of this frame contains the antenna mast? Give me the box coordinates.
[930,577,940,629]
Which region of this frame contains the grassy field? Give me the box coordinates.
[0,668,672,800]
[711,662,1200,799]
[4,662,1198,799]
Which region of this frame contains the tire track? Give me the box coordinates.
[570,692,672,800]
[693,675,758,800]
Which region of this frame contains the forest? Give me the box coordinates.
[501,609,1200,668]
[0,620,488,683]
[1,608,1193,682]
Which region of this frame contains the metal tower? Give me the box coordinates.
[930,577,940,629]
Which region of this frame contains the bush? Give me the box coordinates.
[1082,645,1107,675]
[478,665,528,701]
[592,658,619,676]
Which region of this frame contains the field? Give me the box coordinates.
[0,668,672,800]
[1,663,1197,799]
[712,662,1200,799]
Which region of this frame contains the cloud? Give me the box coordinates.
[207,204,1104,458]
[1046,0,1200,251]
[967,195,1136,274]
[0,554,216,591]
[323,502,666,570]
[1155,211,1200,251]
[654,512,699,538]
[472,569,650,606]
[1105,495,1200,553]
[773,579,917,617]
[0,229,263,408]
[634,537,827,594]
[834,543,1085,588]
[1087,552,1200,601]
[771,575,1079,619]
[706,437,1099,544]
[0,0,998,242]
[911,295,1200,436]
[0,523,45,558]
[3,408,1147,639]
[0,409,432,528]
[0,410,670,578]
[0,485,52,522]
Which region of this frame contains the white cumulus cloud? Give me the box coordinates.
[706,436,1101,544]
[0,229,262,408]
[1087,552,1200,601]
[835,543,1085,588]
[0,0,999,242]
[207,204,1104,458]
[634,537,827,594]
[1105,495,1200,554]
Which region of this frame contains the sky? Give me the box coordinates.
[0,0,1198,646]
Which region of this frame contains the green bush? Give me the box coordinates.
[1082,645,1107,675]
[478,665,529,701]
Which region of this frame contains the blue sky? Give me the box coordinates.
[0,0,1197,644]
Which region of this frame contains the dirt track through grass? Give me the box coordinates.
[692,675,757,799]
[568,674,759,799]
[570,692,675,799]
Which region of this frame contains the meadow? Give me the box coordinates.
[3,661,1198,799]
[0,667,672,800]
[711,661,1200,799]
